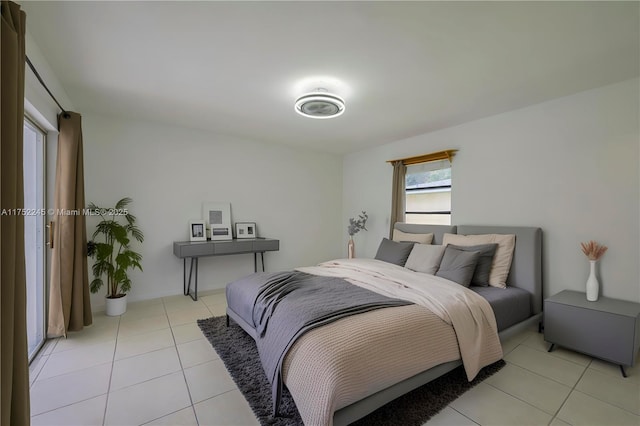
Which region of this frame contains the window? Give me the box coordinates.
[24,117,46,361]
[405,159,451,225]
[388,149,455,233]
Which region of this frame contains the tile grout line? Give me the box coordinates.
[571,369,640,416]
[35,345,121,384]
[484,352,566,415]
[29,322,122,418]
[102,315,122,426]
[29,367,115,419]
[517,344,640,420]
[29,349,51,386]
[568,389,640,418]
[29,336,63,386]
[447,407,481,425]
[483,380,556,419]
[520,339,592,369]
[30,297,239,424]
[111,337,175,363]
[165,296,201,426]
[29,320,119,420]
[189,301,262,423]
[100,302,198,424]
[548,355,591,424]
[502,360,583,389]
[479,339,583,423]
[504,344,589,389]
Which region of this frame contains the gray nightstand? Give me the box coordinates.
[544,290,640,377]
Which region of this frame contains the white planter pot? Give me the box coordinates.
[105,294,128,316]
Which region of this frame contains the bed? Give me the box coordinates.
[226,224,543,426]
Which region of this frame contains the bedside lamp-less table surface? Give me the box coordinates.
[173,238,279,301]
[544,290,640,377]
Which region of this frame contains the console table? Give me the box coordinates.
[173,238,279,301]
[544,290,640,377]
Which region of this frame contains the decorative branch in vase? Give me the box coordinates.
[347,211,368,259]
[580,240,607,302]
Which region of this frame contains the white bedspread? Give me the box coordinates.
[297,258,502,381]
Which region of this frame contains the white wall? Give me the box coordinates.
[83,114,343,310]
[344,78,639,302]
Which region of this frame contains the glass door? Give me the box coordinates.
[23,118,46,361]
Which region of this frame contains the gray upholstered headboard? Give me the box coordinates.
[393,223,543,315]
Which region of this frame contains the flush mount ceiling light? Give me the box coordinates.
[295,89,345,119]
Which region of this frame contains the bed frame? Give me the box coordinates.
[227,223,543,426]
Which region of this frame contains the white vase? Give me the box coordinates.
[105,294,128,316]
[348,236,355,259]
[586,260,599,302]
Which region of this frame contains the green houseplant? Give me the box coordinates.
[87,197,143,316]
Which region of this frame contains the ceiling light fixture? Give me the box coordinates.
[295,88,345,119]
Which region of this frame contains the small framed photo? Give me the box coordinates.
[189,220,207,242]
[235,222,257,239]
[202,202,232,241]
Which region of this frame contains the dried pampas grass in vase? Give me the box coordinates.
[581,241,608,261]
[580,240,607,302]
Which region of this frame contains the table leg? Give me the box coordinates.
[183,258,187,295]
[620,365,627,378]
[193,258,199,301]
[185,257,199,301]
[547,343,555,352]
[253,253,266,272]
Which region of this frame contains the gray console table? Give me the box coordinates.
[544,290,640,377]
[173,238,279,301]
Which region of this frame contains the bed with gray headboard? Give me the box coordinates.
[226,223,543,426]
[395,223,543,331]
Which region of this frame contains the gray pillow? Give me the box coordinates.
[447,243,498,286]
[405,244,446,275]
[375,238,415,267]
[435,246,481,287]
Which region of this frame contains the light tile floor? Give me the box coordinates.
[30,290,640,426]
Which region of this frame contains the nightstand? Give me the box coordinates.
[544,290,640,377]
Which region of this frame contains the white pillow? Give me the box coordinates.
[405,244,446,275]
[442,233,516,288]
[392,229,434,245]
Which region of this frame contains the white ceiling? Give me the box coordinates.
[21,1,639,155]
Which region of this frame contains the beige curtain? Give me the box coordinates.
[48,112,92,337]
[389,160,406,237]
[0,1,31,424]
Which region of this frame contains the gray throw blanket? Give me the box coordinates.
[251,271,412,417]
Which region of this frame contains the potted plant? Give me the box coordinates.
[87,197,143,316]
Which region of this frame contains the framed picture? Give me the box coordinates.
[189,220,206,242]
[202,202,232,240]
[235,222,257,239]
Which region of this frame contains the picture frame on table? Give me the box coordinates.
[235,222,257,239]
[202,202,232,240]
[189,220,207,242]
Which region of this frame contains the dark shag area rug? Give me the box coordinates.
[198,316,505,426]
